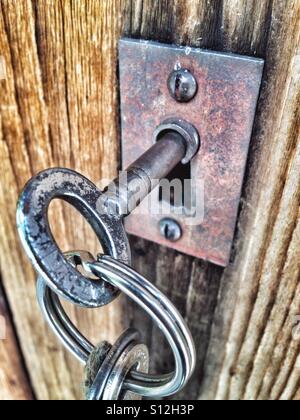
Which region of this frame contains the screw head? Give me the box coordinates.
[159,218,182,242]
[168,68,198,103]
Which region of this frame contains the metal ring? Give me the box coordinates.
[37,254,196,398]
[17,168,131,308]
[101,342,149,401]
[87,329,144,401]
[37,276,148,400]
[87,255,196,398]
[153,118,200,164]
[37,275,93,363]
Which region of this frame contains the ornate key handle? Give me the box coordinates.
[16,119,199,399]
[17,169,130,308]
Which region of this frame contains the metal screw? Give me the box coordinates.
[168,68,198,103]
[159,218,182,242]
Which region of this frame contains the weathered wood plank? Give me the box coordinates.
[199,0,300,400]
[123,0,227,399]
[125,0,300,401]
[0,0,127,400]
[0,279,33,400]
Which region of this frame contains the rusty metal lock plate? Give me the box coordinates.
[119,38,264,267]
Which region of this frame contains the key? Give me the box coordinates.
[17,119,199,308]
[86,330,149,401]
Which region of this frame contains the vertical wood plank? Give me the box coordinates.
[0,282,33,399]
[123,0,227,399]
[124,0,300,401]
[200,0,300,400]
[0,0,127,400]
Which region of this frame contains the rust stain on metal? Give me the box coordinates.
[119,38,264,267]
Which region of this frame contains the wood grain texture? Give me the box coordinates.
[0,0,299,400]
[124,0,300,400]
[199,1,300,400]
[0,0,127,400]
[0,279,33,400]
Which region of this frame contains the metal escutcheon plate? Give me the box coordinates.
[119,38,264,267]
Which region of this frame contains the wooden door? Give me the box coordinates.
[0,0,299,400]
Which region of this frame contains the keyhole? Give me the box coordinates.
[158,160,192,211]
